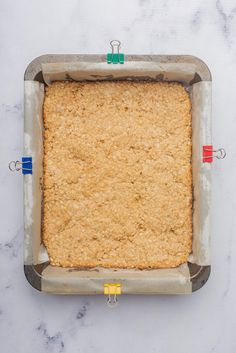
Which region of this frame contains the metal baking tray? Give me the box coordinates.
[22,48,214,300]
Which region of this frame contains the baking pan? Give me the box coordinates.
[21,46,215,300]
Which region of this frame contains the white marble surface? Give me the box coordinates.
[0,0,235,352]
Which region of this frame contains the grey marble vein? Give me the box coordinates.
[0,227,23,258]
[216,0,236,42]
[76,305,88,320]
[0,103,22,115]
[36,323,65,353]
[191,9,203,31]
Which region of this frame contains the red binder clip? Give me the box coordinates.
[203,146,226,163]
[203,145,213,163]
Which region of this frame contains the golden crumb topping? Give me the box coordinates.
[43,81,192,269]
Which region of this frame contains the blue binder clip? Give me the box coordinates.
[21,157,32,175]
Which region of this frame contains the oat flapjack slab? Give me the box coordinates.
[43,81,192,269]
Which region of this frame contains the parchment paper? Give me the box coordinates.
[190,81,211,265]
[24,81,44,265]
[42,263,191,294]
[42,61,197,85]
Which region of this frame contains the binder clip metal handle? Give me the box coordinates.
[110,40,121,54]
[9,160,22,172]
[214,148,226,159]
[107,292,119,308]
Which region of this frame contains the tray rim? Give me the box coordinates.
[23,53,212,294]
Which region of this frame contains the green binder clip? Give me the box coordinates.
[107,40,124,64]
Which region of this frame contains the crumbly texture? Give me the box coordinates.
[43,81,192,269]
